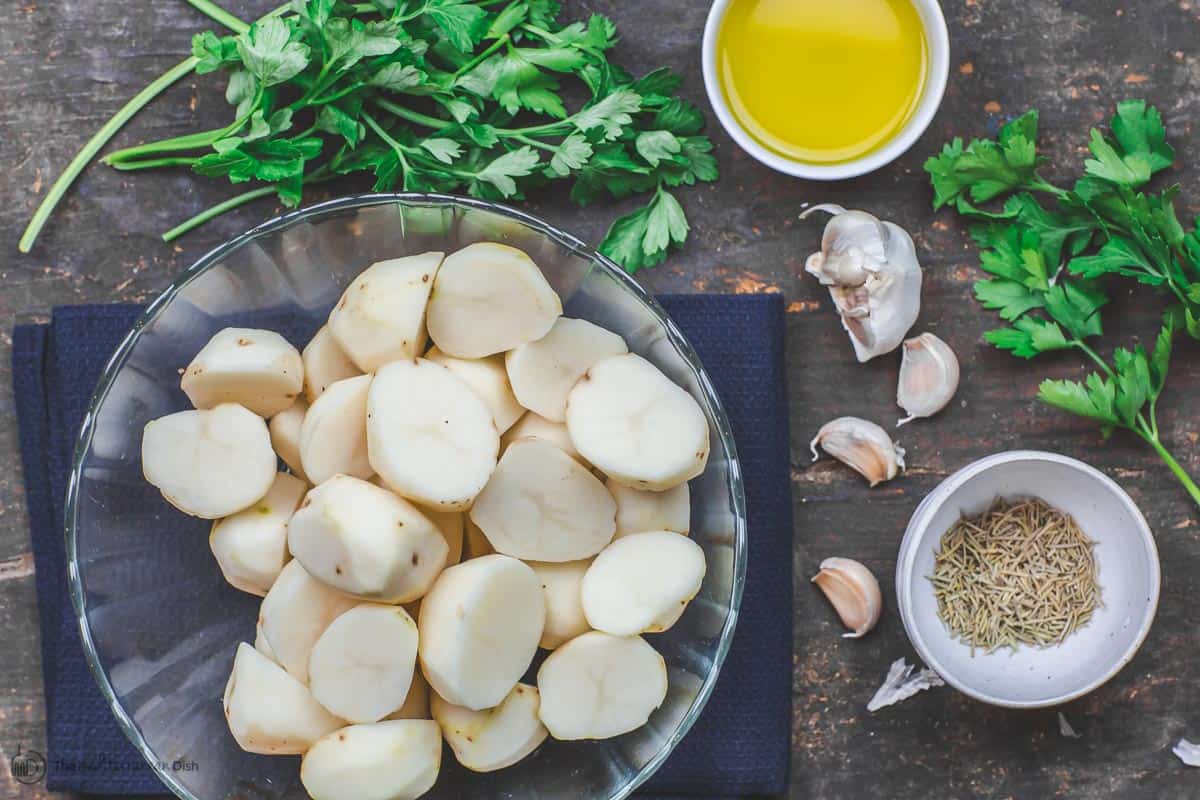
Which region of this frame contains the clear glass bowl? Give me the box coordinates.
[65,194,747,800]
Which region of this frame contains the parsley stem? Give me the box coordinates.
[109,156,200,171]
[372,98,451,130]
[105,126,232,162]
[453,33,509,78]
[1139,430,1200,510]
[162,185,277,242]
[183,0,250,34]
[511,134,556,153]
[1072,340,1116,380]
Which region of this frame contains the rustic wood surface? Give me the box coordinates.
[2,0,1200,797]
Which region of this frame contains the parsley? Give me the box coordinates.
[927,100,1200,509]
[19,0,718,272]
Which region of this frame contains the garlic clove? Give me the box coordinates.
[897,333,960,426]
[812,557,882,638]
[810,416,905,487]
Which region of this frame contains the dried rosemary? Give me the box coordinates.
[929,498,1100,654]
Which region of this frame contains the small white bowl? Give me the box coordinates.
[896,451,1160,708]
[700,0,950,181]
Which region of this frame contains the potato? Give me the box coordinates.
[303,324,362,402]
[470,438,615,562]
[253,621,277,662]
[582,531,706,636]
[181,327,303,417]
[501,411,590,468]
[505,318,628,422]
[327,252,444,372]
[425,347,523,434]
[301,720,441,800]
[418,555,544,710]
[608,479,690,538]
[259,560,357,684]
[536,632,667,740]
[367,358,498,510]
[223,642,342,754]
[142,404,276,519]
[300,374,373,484]
[432,683,548,772]
[269,398,309,483]
[309,604,419,723]
[288,475,449,603]
[566,353,709,490]
[463,517,495,559]
[209,472,306,596]
[528,560,590,649]
[385,669,431,721]
[427,243,562,358]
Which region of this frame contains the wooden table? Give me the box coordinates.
[2,0,1199,797]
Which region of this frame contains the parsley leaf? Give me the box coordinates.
[598,186,687,273]
[471,145,539,196]
[426,0,489,52]
[236,18,310,87]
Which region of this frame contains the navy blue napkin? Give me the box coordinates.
[13,295,792,797]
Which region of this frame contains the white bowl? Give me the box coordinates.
[896,451,1160,708]
[700,0,950,181]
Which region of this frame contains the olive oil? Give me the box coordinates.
[716,0,928,165]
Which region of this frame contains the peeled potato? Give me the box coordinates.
[432,683,548,772]
[537,632,667,740]
[463,517,495,559]
[566,353,709,490]
[269,398,309,483]
[427,243,562,358]
[582,531,706,636]
[223,642,342,754]
[288,475,448,603]
[254,621,277,662]
[209,472,306,596]
[501,411,590,468]
[506,317,628,422]
[301,720,441,800]
[142,404,276,519]
[327,252,444,372]
[367,358,499,509]
[309,604,419,723]
[528,560,590,649]
[259,560,357,684]
[425,347,523,433]
[470,438,615,562]
[418,555,544,710]
[303,324,362,402]
[300,374,373,484]
[385,669,431,721]
[181,327,303,417]
[608,479,690,538]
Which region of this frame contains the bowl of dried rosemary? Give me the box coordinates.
[896,451,1160,708]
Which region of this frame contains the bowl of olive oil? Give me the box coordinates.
[702,0,949,180]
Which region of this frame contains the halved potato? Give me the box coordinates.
[537,632,667,740]
[303,324,362,402]
[427,243,562,358]
[608,479,690,538]
[528,560,591,649]
[309,604,419,723]
[209,472,306,596]
[142,404,276,519]
[385,669,431,721]
[425,347,523,433]
[269,398,309,483]
[566,353,709,490]
[582,531,706,635]
[501,411,590,468]
[463,517,494,560]
[181,327,303,417]
[327,252,444,372]
[367,358,498,509]
[506,317,628,421]
[223,642,342,754]
[259,560,357,684]
[288,475,448,603]
[432,683,548,772]
[300,374,373,484]
[418,555,544,710]
[301,720,441,800]
[470,438,615,562]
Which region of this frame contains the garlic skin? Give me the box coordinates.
[800,204,922,362]
[812,557,882,638]
[896,333,960,426]
[810,416,905,487]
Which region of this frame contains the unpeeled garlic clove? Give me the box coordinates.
[812,557,882,638]
[800,205,922,362]
[897,333,960,426]
[810,416,905,487]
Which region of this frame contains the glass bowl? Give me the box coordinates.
[65,194,747,800]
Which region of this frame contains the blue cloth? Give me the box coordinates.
[13,295,793,797]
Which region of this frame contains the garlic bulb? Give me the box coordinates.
[810,416,905,487]
[800,204,922,362]
[811,557,881,638]
[896,333,960,426]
